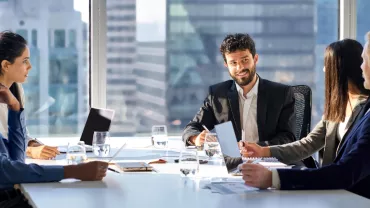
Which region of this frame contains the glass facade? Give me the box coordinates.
[0,0,89,137]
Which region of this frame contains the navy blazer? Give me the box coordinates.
[278,109,370,198]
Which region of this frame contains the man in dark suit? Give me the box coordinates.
[182,33,296,147]
[240,32,370,199]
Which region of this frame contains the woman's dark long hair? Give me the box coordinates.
[324,39,370,122]
[0,31,27,102]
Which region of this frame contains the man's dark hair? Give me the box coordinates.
[220,33,256,62]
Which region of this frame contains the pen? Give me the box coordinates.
[108,142,126,163]
[202,125,210,132]
[108,167,120,173]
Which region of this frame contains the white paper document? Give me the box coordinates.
[203,182,259,194]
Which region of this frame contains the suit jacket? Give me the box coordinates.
[278,99,370,199]
[182,78,296,146]
[270,98,367,166]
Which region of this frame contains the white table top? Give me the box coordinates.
[21,137,370,208]
[21,173,370,208]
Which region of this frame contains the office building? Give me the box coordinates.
[106,0,137,136]
[0,0,87,136]
[134,42,167,133]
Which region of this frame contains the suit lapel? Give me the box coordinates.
[257,78,267,141]
[336,98,370,156]
[227,83,242,141]
[335,112,370,160]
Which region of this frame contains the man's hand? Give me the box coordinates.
[0,83,20,111]
[189,130,208,146]
[26,145,60,159]
[240,162,272,189]
[64,161,109,181]
[238,142,271,157]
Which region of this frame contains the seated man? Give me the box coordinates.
[182,33,296,147]
[0,84,108,206]
[240,32,370,199]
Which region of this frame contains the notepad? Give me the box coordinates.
[242,157,290,169]
[242,157,279,162]
[114,162,154,172]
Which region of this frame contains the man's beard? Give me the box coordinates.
[230,66,256,86]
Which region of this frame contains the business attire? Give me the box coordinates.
[0,83,36,145]
[182,76,296,146]
[0,109,64,205]
[275,99,370,199]
[270,97,367,166]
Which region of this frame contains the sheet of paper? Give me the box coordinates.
[203,182,259,194]
[214,121,241,157]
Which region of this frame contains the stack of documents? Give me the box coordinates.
[202,181,259,194]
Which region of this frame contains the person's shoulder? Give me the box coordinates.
[209,80,234,93]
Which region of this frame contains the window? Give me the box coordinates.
[54,30,66,48]
[357,0,370,45]
[31,29,37,47]
[105,0,338,136]
[69,29,76,47]
[16,29,28,41]
[0,1,89,137]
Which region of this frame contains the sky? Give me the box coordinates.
[73,0,166,24]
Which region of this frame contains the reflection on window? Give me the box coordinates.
[54,30,65,48]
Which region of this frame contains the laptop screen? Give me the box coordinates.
[80,108,115,145]
[214,121,243,172]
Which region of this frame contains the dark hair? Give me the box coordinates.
[324,39,370,122]
[0,31,27,102]
[220,33,256,62]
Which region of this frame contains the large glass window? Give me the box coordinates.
[357,0,370,45]
[105,0,338,136]
[0,1,89,137]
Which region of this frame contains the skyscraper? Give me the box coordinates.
[0,0,88,136]
[106,0,137,136]
[134,41,167,133]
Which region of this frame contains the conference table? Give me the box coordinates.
[20,137,370,208]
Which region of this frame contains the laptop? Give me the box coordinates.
[214,121,290,175]
[58,107,115,153]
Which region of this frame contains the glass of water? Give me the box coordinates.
[179,147,199,177]
[93,131,111,157]
[204,133,221,159]
[151,125,168,148]
[66,141,87,164]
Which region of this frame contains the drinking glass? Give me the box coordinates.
[204,133,221,159]
[151,125,168,148]
[92,131,111,157]
[179,147,199,177]
[66,141,87,164]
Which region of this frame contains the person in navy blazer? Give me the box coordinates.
[241,33,370,199]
